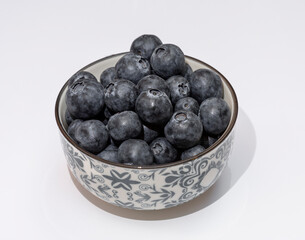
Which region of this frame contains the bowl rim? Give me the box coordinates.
[55,52,238,169]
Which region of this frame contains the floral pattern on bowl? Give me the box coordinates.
[60,131,234,210]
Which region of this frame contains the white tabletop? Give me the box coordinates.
[1,0,304,239]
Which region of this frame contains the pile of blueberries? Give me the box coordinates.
[65,34,231,166]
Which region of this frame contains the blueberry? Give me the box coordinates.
[164,111,203,149]
[104,144,118,151]
[199,133,220,149]
[137,74,170,97]
[135,89,173,126]
[97,144,119,163]
[190,69,224,104]
[150,137,177,164]
[180,145,205,160]
[100,67,117,87]
[66,79,105,119]
[68,71,97,86]
[107,111,142,142]
[143,124,160,144]
[174,97,199,115]
[130,34,162,60]
[166,75,190,104]
[115,53,150,84]
[208,135,219,146]
[67,119,83,141]
[105,79,138,113]
[74,120,109,154]
[118,139,154,166]
[65,109,74,126]
[183,63,193,81]
[199,97,231,135]
[150,44,185,79]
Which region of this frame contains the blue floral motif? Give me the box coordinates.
[63,142,86,173]
[134,191,151,203]
[162,160,209,189]
[97,184,112,198]
[61,131,235,210]
[103,170,140,191]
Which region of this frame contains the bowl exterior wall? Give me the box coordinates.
[60,130,235,210]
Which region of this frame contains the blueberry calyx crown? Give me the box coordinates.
[174,112,187,121]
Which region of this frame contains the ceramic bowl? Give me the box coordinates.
[55,53,238,210]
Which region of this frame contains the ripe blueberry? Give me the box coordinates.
[135,89,173,126]
[68,71,97,87]
[199,97,231,135]
[143,124,160,144]
[150,44,185,79]
[118,139,154,166]
[97,144,119,163]
[181,145,205,160]
[166,75,190,104]
[183,63,193,81]
[74,120,109,154]
[65,109,74,126]
[137,74,170,97]
[115,53,150,84]
[150,137,177,164]
[67,119,83,141]
[66,79,105,119]
[174,97,199,115]
[107,111,142,142]
[105,79,138,113]
[130,34,162,60]
[190,69,223,104]
[100,67,117,87]
[164,111,203,149]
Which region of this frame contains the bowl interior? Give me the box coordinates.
[56,53,238,167]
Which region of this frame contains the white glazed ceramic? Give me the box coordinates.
[55,53,238,210]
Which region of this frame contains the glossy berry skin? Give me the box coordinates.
[143,124,160,144]
[150,137,177,164]
[164,111,203,149]
[183,63,193,81]
[104,79,138,113]
[135,89,173,126]
[107,111,142,142]
[66,79,105,119]
[174,97,199,115]
[67,119,83,141]
[181,145,205,160]
[73,120,109,154]
[118,139,154,166]
[166,76,190,104]
[100,67,117,87]
[97,144,119,163]
[130,34,162,60]
[68,71,97,87]
[190,69,223,104]
[137,75,170,97]
[199,97,231,135]
[65,109,74,126]
[115,53,150,84]
[150,44,185,79]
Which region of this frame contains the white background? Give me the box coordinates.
[1,0,305,239]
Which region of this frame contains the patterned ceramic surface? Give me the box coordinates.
[55,53,238,210]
